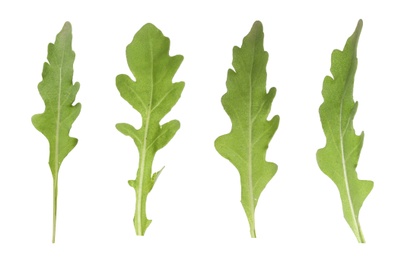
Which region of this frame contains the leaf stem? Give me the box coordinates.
[355,220,366,243]
[134,190,147,236]
[134,153,146,236]
[52,174,58,243]
[244,208,257,238]
[134,110,151,236]
[250,222,256,238]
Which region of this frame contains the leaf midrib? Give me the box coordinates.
[247,44,257,218]
[54,47,66,176]
[338,60,359,236]
[136,36,154,234]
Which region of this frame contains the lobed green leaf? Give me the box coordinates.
[316,19,373,243]
[116,23,184,236]
[215,21,279,238]
[32,21,81,243]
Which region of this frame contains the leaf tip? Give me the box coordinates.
[249,20,264,39]
[61,21,73,35]
[63,21,72,29]
[353,19,363,42]
[357,19,363,30]
[252,20,263,30]
[142,22,157,30]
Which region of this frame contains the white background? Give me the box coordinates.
[0,0,400,259]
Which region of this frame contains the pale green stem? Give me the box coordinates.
[250,225,256,238]
[246,211,257,238]
[52,174,58,243]
[134,191,147,236]
[133,149,152,236]
[356,221,366,243]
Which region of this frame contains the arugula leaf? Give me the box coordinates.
[214,21,279,238]
[316,19,373,243]
[116,23,184,236]
[32,22,81,243]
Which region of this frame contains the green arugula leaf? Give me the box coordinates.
[116,23,184,236]
[214,21,279,238]
[32,22,81,243]
[316,19,373,243]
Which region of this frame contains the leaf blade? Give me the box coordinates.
[215,21,279,238]
[31,21,81,243]
[116,23,184,236]
[316,19,373,243]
